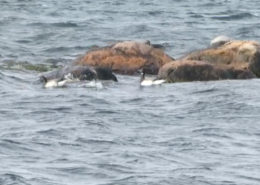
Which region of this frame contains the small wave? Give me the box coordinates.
[123,24,151,34]
[49,106,73,112]
[43,47,74,53]
[44,58,72,67]
[56,166,91,175]
[76,138,116,145]
[1,139,23,145]
[201,132,233,139]
[191,87,219,94]
[238,175,260,183]
[0,60,56,72]
[96,163,133,174]
[192,127,222,133]
[32,141,52,147]
[235,25,259,37]
[201,2,224,7]
[0,70,29,84]
[147,11,163,16]
[211,12,253,21]
[139,2,156,6]
[37,128,59,135]
[29,22,79,28]
[58,142,81,147]
[82,81,103,89]
[89,98,110,105]
[0,139,36,154]
[27,32,55,41]
[188,12,204,18]
[111,176,136,183]
[120,97,143,103]
[0,173,29,185]
[15,39,31,44]
[51,22,79,28]
[42,46,90,54]
[95,110,117,114]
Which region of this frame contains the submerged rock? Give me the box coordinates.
[74,41,174,75]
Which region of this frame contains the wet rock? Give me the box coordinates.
[74,41,174,75]
[183,40,260,77]
[158,60,255,83]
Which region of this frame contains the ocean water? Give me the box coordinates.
[0,0,260,185]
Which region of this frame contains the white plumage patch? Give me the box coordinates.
[140,79,165,86]
[44,79,68,88]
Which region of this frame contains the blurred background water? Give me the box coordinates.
[0,0,260,184]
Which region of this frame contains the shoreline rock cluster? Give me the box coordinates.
[41,36,260,87]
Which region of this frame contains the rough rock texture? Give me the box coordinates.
[75,41,174,75]
[183,40,260,77]
[158,60,255,83]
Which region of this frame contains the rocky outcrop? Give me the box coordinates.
[158,60,255,83]
[74,41,174,75]
[183,40,260,77]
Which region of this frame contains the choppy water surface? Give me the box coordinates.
[0,0,260,185]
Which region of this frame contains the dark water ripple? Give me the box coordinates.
[1,0,260,185]
[211,12,254,21]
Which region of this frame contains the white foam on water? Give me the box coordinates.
[84,80,103,89]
